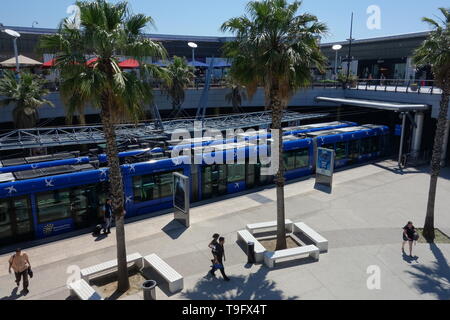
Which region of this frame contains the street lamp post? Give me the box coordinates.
[4,29,21,75]
[332,44,342,80]
[188,42,198,63]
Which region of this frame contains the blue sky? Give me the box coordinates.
[0,0,448,42]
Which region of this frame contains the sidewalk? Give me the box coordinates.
[1,160,449,300]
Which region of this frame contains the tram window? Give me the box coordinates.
[227,164,246,183]
[0,200,13,240]
[322,144,335,151]
[37,189,72,223]
[335,142,347,160]
[133,175,157,202]
[283,152,296,171]
[371,137,380,153]
[13,198,32,235]
[133,170,182,202]
[294,149,309,169]
[360,138,372,155]
[159,172,175,198]
[349,140,360,159]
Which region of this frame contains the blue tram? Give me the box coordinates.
[0,123,389,245]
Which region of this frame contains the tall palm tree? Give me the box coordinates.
[222,0,327,250]
[0,70,54,128]
[224,74,247,113]
[39,0,167,292]
[413,8,450,242]
[163,56,195,118]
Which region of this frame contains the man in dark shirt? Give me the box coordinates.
[209,237,230,281]
[103,199,113,234]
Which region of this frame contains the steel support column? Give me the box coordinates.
[398,112,407,167]
[411,111,424,157]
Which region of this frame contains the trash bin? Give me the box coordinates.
[142,280,157,300]
[247,241,255,264]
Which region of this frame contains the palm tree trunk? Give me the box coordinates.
[101,101,130,293]
[270,84,287,251]
[423,89,450,242]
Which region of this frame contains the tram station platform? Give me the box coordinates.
[0,160,449,300]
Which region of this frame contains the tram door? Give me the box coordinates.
[202,165,227,200]
[254,163,272,186]
[245,164,256,189]
[0,197,34,245]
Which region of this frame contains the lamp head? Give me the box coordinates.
[4,29,21,38]
[188,42,198,49]
[332,44,342,51]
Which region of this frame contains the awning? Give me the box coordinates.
[188,60,209,68]
[315,96,430,112]
[119,59,139,69]
[42,58,56,68]
[0,55,43,67]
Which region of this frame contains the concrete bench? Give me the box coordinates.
[80,252,143,282]
[68,279,103,300]
[237,230,266,263]
[293,222,328,253]
[246,219,293,234]
[143,254,183,293]
[264,245,320,268]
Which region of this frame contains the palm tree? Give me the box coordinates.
[413,8,450,242]
[224,74,247,113]
[221,0,327,250]
[163,56,195,118]
[39,0,167,292]
[0,70,54,128]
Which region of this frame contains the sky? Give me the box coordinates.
[0,0,448,42]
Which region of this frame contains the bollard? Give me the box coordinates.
[247,241,255,264]
[142,280,157,300]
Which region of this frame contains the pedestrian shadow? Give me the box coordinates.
[0,287,23,300]
[94,233,108,242]
[402,251,419,264]
[181,266,298,300]
[405,243,450,300]
[162,220,187,240]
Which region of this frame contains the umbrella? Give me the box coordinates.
[86,57,99,67]
[119,59,139,69]
[0,55,42,67]
[42,58,56,68]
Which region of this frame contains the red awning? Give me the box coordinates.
[42,58,56,68]
[86,57,99,67]
[119,59,139,69]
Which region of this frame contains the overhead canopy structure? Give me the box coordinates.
[0,111,329,151]
[315,97,430,112]
[188,60,209,68]
[0,55,42,67]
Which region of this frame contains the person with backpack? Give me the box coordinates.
[8,248,32,294]
[103,198,114,234]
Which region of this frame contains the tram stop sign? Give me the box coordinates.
[315,147,335,192]
[173,172,190,227]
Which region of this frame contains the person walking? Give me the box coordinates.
[402,221,418,257]
[208,233,220,266]
[210,237,230,281]
[103,198,113,234]
[8,248,31,294]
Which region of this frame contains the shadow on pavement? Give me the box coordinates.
[0,287,24,300]
[406,243,450,300]
[162,220,188,240]
[181,266,298,300]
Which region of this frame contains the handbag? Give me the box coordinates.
[27,267,33,278]
[413,232,420,242]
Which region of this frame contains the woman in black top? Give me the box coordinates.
[402,221,416,257]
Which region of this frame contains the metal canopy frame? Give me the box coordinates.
[0,111,329,151]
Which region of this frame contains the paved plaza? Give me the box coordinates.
[0,160,449,300]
